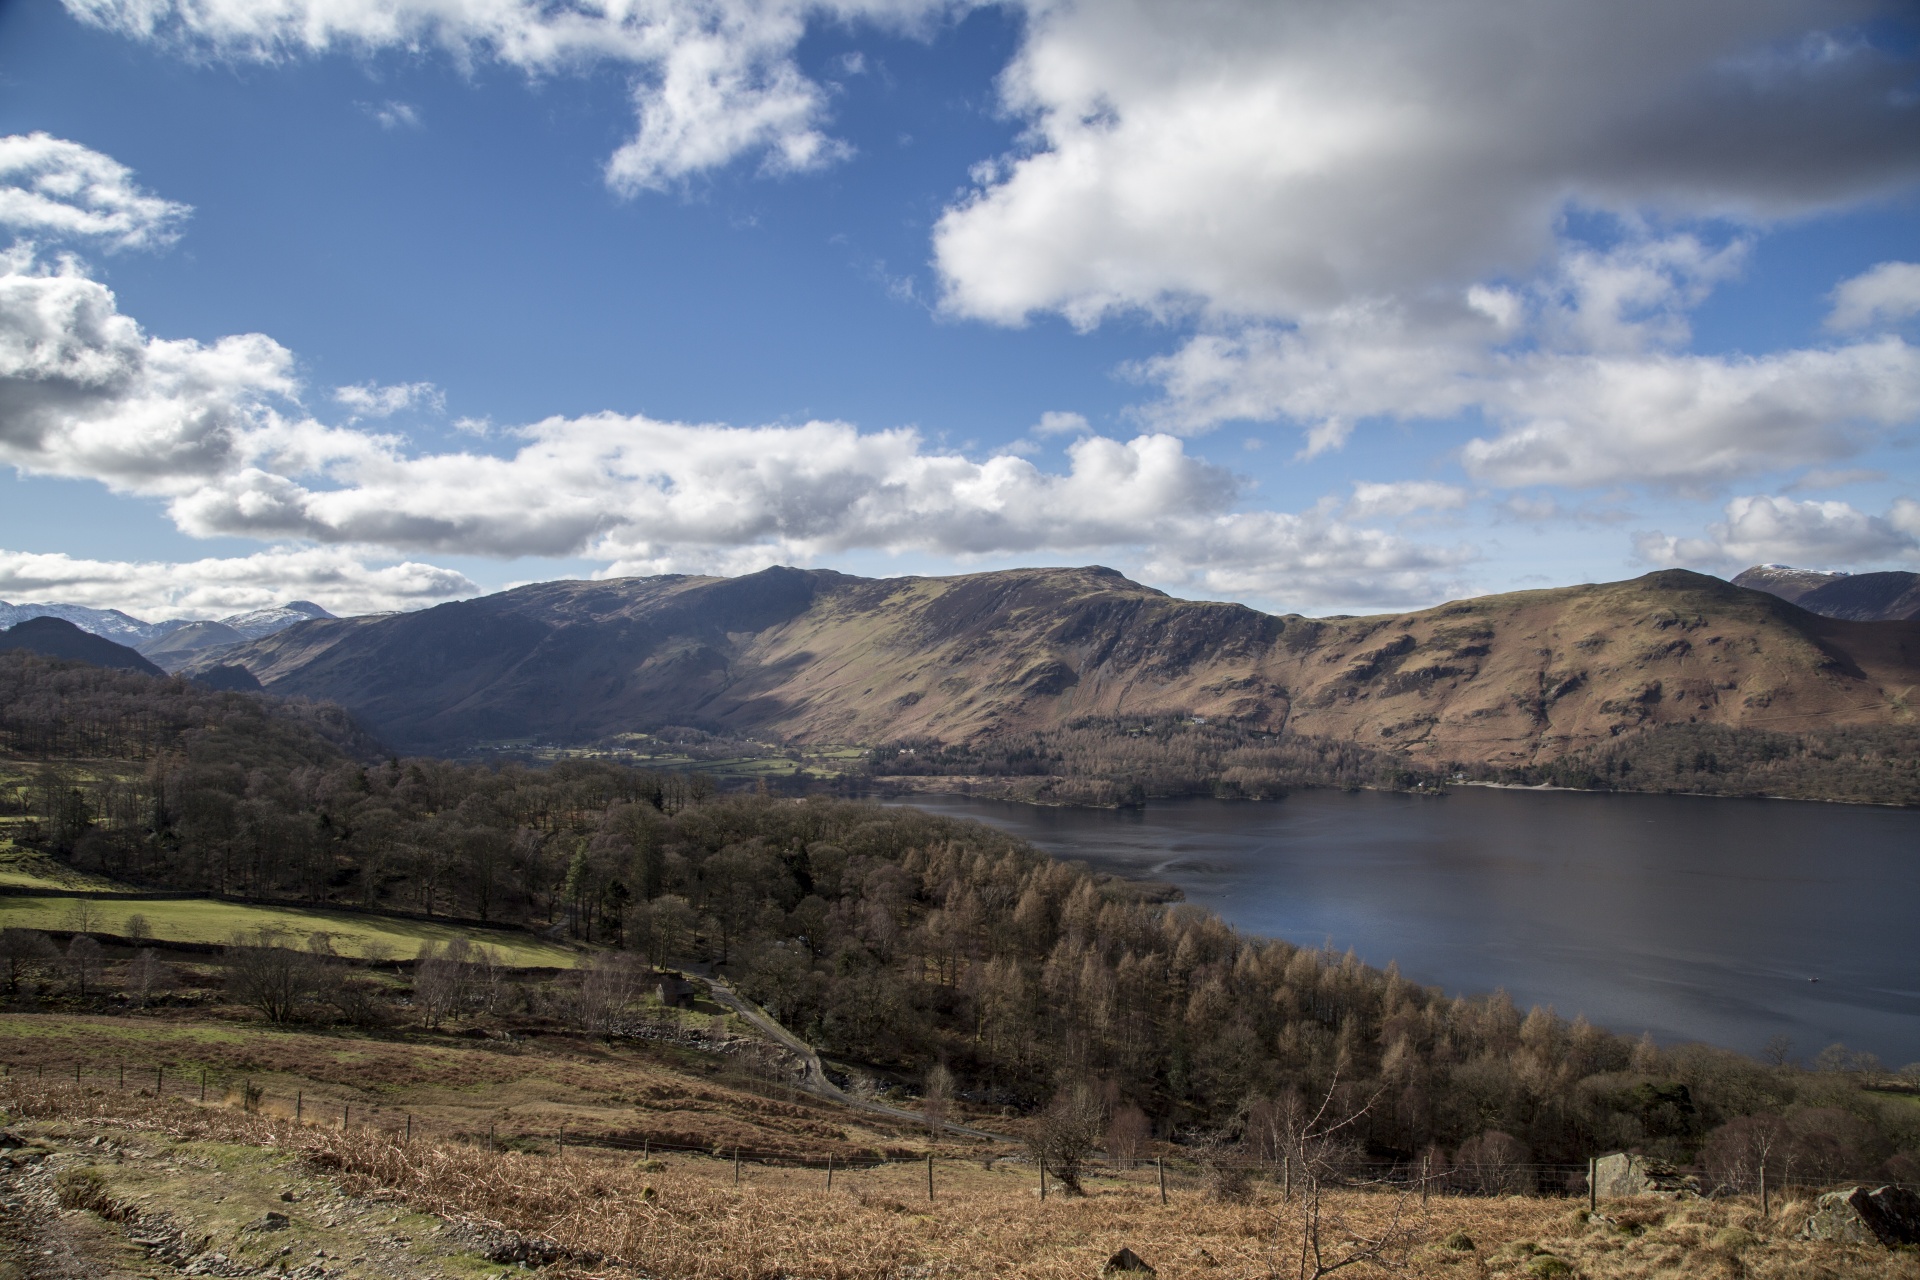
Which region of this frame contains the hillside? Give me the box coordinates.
[0,617,164,676]
[199,566,1920,766]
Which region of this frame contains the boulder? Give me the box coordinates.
[1800,1185,1920,1247]
[1101,1248,1156,1277]
[1591,1153,1699,1198]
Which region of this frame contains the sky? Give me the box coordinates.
[0,0,1918,621]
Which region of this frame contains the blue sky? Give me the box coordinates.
[1,0,1918,619]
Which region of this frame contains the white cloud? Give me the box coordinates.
[1346,480,1469,520]
[934,1,1919,327]
[0,248,301,491]
[1460,338,1920,490]
[1032,410,1089,436]
[62,0,954,192]
[1135,235,1920,490]
[0,546,475,618]
[1634,494,1920,570]
[1139,507,1476,612]
[334,380,444,417]
[368,100,423,131]
[1827,260,1920,331]
[0,206,1476,611]
[0,132,191,251]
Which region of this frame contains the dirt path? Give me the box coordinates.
[689,972,1014,1143]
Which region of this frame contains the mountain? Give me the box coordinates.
[0,600,178,645]
[193,565,1920,766]
[1729,563,1847,604]
[0,616,166,676]
[1733,564,1920,621]
[136,620,247,671]
[0,598,334,653]
[219,600,335,640]
[1792,571,1920,622]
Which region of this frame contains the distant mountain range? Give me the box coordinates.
[1731,565,1920,622]
[181,565,1919,767]
[0,599,333,671]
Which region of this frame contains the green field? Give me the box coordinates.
[0,893,582,968]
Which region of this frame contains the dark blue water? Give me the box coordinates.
[891,787,1920,1067]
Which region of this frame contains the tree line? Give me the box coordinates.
[5,649,1918,1188]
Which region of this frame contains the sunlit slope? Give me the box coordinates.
[204,566,1919,766]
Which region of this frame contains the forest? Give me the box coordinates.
[4,648,1919,1191]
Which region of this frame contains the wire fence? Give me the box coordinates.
[5,1058,1912,1206]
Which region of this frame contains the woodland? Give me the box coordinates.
[3,648,1919,1193]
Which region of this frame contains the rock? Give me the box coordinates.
[1101,1247,1155,1277]
[1591,1153,1700,1198]
[1800,1185,1920,1247]
[245,1210,291,1231]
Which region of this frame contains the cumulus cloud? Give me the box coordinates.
[1827,260,1920,331]
[0,248,302,491]
[0,132,190,251]
[1634,494,1920,569]
[61,0,955,192]
[0,546,475,618]
[334,380,444,417]
[0,196,1473,611]
[935,0,1919,326]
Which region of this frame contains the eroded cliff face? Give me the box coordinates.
[203,565,1919,764]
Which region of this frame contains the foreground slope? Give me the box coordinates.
[203,566,1920,765]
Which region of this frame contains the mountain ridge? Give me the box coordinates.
[194,565,1920,766]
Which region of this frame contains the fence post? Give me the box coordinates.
[156,1066,162,1094]
[1421,1153,1430,1207]
[119,1061,124,1089]
[296,1092,303,1123]
[826,1154,833,1191]
[405,1113,411,1143]
[74,1062,81,1085]
[1587,1158,1597,1215]
[734,1147,741,1186]
[927,1154,934,1202]
[1039,1161,1047,1201]
[1157,1156,1166,1205]
[486,1123,492,1151]
[199,1069,206,1103]
[1760,1157,1768,1217]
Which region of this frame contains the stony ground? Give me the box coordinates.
[0,1120,534,1280]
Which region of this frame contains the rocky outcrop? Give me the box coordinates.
[1800,1185,1920,1247]
[1591,1153,1699,1198]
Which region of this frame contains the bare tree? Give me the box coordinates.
[575,951,645,1034]
[0,927,57,996]
[1453,1130,1531,1196]
[923,1062,955,1135]
[1106,1103,1150,1168]
[1029,1080,1104,1195]
[122,914,152,945]
[226,934,320,1024]
[1268,1075,1425,1280]
[125,948,174,1009]
[65,935,105,999]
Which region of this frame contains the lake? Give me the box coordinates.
[889,786,1920,1067]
